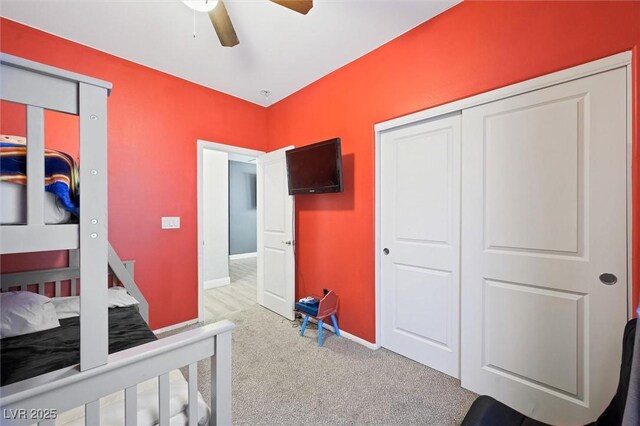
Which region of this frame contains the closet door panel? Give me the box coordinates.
[461,67,628,425]
[381,114,461,378]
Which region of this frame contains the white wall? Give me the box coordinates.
[203,149,229,287]
[229,160,257,255]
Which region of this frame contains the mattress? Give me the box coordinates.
[0,305,210,425]
[0,181,71,224]
[1,305,156,386]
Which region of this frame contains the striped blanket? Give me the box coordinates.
[0,138,79,216]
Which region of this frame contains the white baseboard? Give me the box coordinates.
[229,252,257,260]
[153,318,199,335]
[305,317,379,350]
[204,277,231,290]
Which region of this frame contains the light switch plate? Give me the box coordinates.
[162,216,180,229]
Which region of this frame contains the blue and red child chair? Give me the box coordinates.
[295,290,340,346]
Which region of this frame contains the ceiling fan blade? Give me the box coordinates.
[208,0,239,47]
[271,0,313,15]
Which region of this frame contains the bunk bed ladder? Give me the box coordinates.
[108,243,150,323]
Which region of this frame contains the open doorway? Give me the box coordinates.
[197,140,264,323]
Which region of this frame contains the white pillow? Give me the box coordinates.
[51,296,81,319]
[51,287,139,319]
[107,286,139,308]
[0,291,61,338]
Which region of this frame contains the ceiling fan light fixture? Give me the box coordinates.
[183,0,312,49]
[182,0,218,13]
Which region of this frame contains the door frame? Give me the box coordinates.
[373,51,633,348]
[197,140,265,322]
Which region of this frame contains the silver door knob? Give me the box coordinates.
[599,273,617,285]
[282,240,292,246]
[383,248,390,255]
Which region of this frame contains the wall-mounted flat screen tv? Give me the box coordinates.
[286,138,343,195]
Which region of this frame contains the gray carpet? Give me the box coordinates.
[162,304,477,425]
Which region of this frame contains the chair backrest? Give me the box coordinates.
[596,318,636,425]
[623,315,640,426]
[316,290,338,319]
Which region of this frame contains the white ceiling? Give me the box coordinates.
[1,0,459,106]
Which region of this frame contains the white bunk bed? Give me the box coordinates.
[0,53,234,425]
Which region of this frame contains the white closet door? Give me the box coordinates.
[257,146,295,321]
[461,68,628,424]
[381,114,461,378]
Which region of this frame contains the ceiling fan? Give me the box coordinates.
[183,0,313,47]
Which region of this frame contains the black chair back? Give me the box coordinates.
[595,318,636,426]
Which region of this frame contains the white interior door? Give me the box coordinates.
[461,68,628,424]
[257,146,295,320]
[381,114,461,378]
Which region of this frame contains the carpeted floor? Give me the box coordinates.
[162,304,477,425]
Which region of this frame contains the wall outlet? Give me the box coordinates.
[161,216,180,229]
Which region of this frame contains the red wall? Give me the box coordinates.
[0,18,269,330]
[2,1,639,342]
[266,1,640,342]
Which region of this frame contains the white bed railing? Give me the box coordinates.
[0,252,149,324]
[0,320,234,426]
[1,264,87,297]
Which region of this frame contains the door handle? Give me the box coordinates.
[282,240,293,246]
[599,273,617,285]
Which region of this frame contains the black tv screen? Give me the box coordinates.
[286,138,343,195]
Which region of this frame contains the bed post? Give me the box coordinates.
[69,249,79,268]
[78,82,109,371]
[211,331,232,425]
[25,106,45,225]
